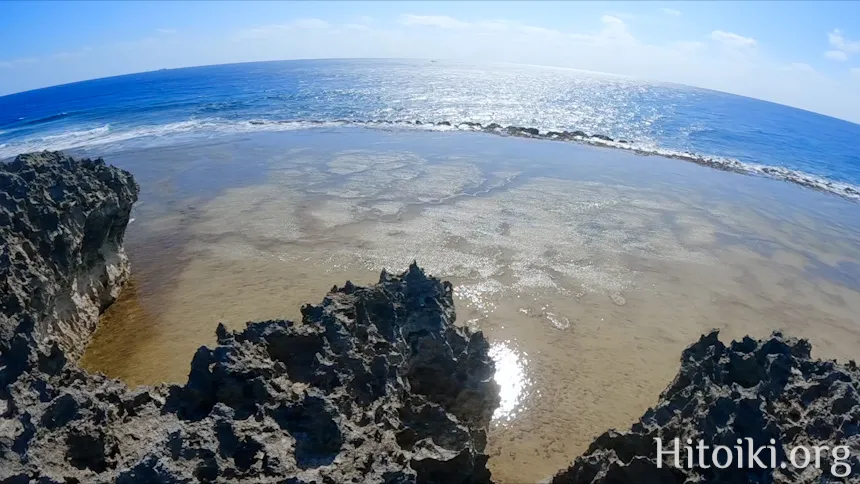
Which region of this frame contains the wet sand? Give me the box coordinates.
[78,129,860,483]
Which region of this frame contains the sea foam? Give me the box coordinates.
[1,117,858,202]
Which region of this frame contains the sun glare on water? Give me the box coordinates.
[488,340,530,422]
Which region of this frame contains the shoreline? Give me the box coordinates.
[2,120,859,203]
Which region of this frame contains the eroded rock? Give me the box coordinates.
[552,330,860,483]
[0,152,500,483]
[0,151,139,370]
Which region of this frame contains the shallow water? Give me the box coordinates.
[78,128,860,482]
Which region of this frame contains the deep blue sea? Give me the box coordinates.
[1,59,859,200]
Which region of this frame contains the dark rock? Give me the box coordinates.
[0,152,500,482]
[505,126,539,137]
[438,121,451,126]
[0,151,139,366]
[590,134,614,142]
[552,330,860,483]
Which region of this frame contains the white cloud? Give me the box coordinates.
[829,29,860,54]
[156,28,177,35]
[517,25,561,37]
[292,18,330,30]
[567,15,636,47]
[710,30,757,48]
[825,50,848,61]
[400,15,469,29]
[661,8,681,17]
[474,20,510,31]
[601,15,625,27]
[826,29,860,63]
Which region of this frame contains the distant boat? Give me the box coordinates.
[430,60,438,63]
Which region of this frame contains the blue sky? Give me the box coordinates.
[2,1,860,121]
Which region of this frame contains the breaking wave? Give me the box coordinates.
[1,117,857,202]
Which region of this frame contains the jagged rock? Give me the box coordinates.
[0,152,500,483]
[590,134,614,142]
[504,126,539,137]
[0,151,139,366]
[552,330,860,483]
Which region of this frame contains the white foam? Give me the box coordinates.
[1,117,857,202]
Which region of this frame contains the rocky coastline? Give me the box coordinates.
[2,151,858,483]
[250,118,860,202]
[551,330,860,483]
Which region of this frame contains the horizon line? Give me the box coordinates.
[0,56,857,127]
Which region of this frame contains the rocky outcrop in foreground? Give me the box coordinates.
[552,330,860,483]
[0,152,500,483]
[0,151,139,375]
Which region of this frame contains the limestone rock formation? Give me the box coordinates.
[552,330,860,483]
[0,152,500,483]
[0,151,139,365]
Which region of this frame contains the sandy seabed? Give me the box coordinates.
[78,129,860,483]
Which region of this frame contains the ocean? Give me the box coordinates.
[1,59,859,201]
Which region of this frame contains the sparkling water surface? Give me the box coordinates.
[1,59,859,200]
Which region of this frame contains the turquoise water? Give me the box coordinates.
[1,59,859,200]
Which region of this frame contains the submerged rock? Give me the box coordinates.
[0,152,500,483]
[552,330,860,483]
